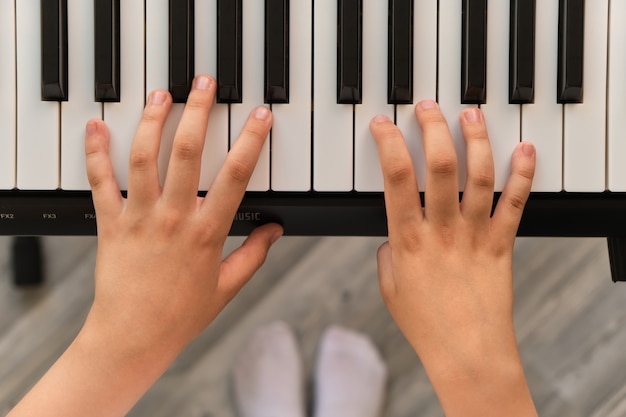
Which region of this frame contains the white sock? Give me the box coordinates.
[313,325,388,417]
[233,321,306,417]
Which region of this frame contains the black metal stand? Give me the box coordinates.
[11,237,44,286]
[607,238,626,282]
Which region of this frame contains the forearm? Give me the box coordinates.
[7,321,176,417]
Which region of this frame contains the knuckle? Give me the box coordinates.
[429,155,457,176]
[470,170,495,189]
[85,142,104,159]
[85,151,105,174]
[87,171,106,191]
[464,117,489,136]
[198,225,222,248]
[505,192,528,214]
[436,225,456,247]
[129,151,152,171]
[516,164,536,181]
[227,157,253,184]
[158,208,185,232]
[386,161,414,185]
[173,136,202,161]
[395,228,421,252]
[85,151,113,193]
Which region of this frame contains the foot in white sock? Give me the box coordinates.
[313,325,388,417]
[233,321,306,417]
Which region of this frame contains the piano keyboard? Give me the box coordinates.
[1,0,626,237]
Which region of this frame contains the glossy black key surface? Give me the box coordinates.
[217,0,243,103]
[169,0,194,103]
[94,0,120,102]
[265,0,289,103]
[338,0,362,104]
[509,0,535,104]
[557,0,584,103]
[388,0,413,104]
[40,0,68,101]
[461,0,487,104]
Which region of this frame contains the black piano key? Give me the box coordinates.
[169,0,194,103]
[40,0,68,101]
[557,0,584,103]
[217,0,243,103]
[338,0,362,104]
[94,0,121,102]
[265,0,289,103]
[388,0,413,104]
[461,0,487,104]
[509,0,535,104]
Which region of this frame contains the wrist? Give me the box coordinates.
[79,309,183,364]
[424,346,536,417]
[77,312,180,384]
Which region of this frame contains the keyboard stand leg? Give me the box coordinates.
[607,237,626,282]
[11,237,44,287]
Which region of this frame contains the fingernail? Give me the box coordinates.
[150,90,167,105]
[521,142,535,157]
[194,75,212,90]
[86,120,98,135]
[419,100,438,110]
[254,106,271,120]
[373,114,390,124]
[463,108,482,123]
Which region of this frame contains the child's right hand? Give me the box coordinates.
[370,101,538,417]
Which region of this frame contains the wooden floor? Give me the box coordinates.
[1,235,626,416]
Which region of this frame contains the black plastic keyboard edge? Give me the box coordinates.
[1,191,626,237]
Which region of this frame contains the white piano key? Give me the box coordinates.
[230,0,270,191]
[313,0,353,192]
[563,0,608,192]
[438,0,472,190]
[104,0,145,191]
[146,0,182,187]
[608,0,626,191]
[16,0,60,190]
[354,0,394,192]
[271,0,312,192]
[196,0,229,191]
[522,0,562,192]
[480,0,520,192]
[0,0,16,189]
[62,0,102,190]
[396,0,438,191]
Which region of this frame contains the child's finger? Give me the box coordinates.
[127,90,172,211]
[162,76,217,208]
[85,119,124,220]
[415,101,461,225]
[201,107,273,237]
[459,108,495,225]
[370,115,423,237]
[492,142,536,243]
